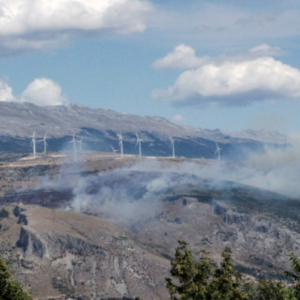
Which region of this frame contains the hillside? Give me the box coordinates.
[1,164,299,299]
[0,205,169,300]
[0,102,287,160]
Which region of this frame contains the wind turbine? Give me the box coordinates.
[69,135,77,162]
[117,133,124,159]
[110,145,119,154]
[30,131,36,158]
[170,136,176,159]
[78,138,84,152]
[215,143,221,161]
[42,134,48,155]
[135,133,143,157]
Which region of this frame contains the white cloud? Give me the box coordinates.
[172,114,185,122]
[154,44,283,71]
[0,77,68,106]
[20,78,68,106]
[0,0,154,54]
[153,44,210,69]
[0,81,14,101]
[153,53,300,107]
[250,44,283,57]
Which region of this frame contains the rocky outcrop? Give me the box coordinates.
[2,206,169,300]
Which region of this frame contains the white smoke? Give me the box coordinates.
[33,133,300,225]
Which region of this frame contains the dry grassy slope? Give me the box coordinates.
[0,205,170,300]
[1,162,300,297]
[0,156,134,196]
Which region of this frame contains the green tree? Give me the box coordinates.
[0,259,32,300]
[166,240,214,300]
[166,242,250,300]
[207,247,248,300]
[255,280,296,300]
[284,252,300,298]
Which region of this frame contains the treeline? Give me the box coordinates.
[165,241,300,300]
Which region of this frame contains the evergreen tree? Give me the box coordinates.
[284,252,300,298]
[166,240,214,300]
[0,259,32,300]
[207,247,248,300]
[255,280,296,300]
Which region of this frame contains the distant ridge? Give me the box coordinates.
[0,102,288,160]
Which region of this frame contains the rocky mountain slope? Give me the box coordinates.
[0,102,287,160]
[1,167,299,299]
[0,205,169,300]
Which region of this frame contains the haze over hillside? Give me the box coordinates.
[1,165,300,299]
[0,102,287,160]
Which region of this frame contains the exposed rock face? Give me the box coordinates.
[0,206,169,300]
[1,170,300,299]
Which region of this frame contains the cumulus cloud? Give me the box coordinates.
[153,45,300,107]
[0,0,154,54]
[0,81,14,101]
[0,78,68,106]
[20,78,68,106]
[172,114,185,122]
[153,44,210,69]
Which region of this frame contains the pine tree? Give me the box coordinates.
[0,259,32,300]
[255,280,296,300]
[207,247,248,300]
[166,240,214,300]
[284,252,300,298]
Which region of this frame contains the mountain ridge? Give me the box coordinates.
[0,102,288,160]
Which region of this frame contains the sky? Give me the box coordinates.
[0,0,300,133]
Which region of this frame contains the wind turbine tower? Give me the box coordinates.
[79,138,84,152]
[135,133,143,157]
[30,131,36,158]
[69,135,77,162]
[42,134,48,155]
[170,136,175,159]
[215,143,222,161]
[117,133,124,159]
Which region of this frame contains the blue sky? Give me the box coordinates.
[0,0,300,133]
